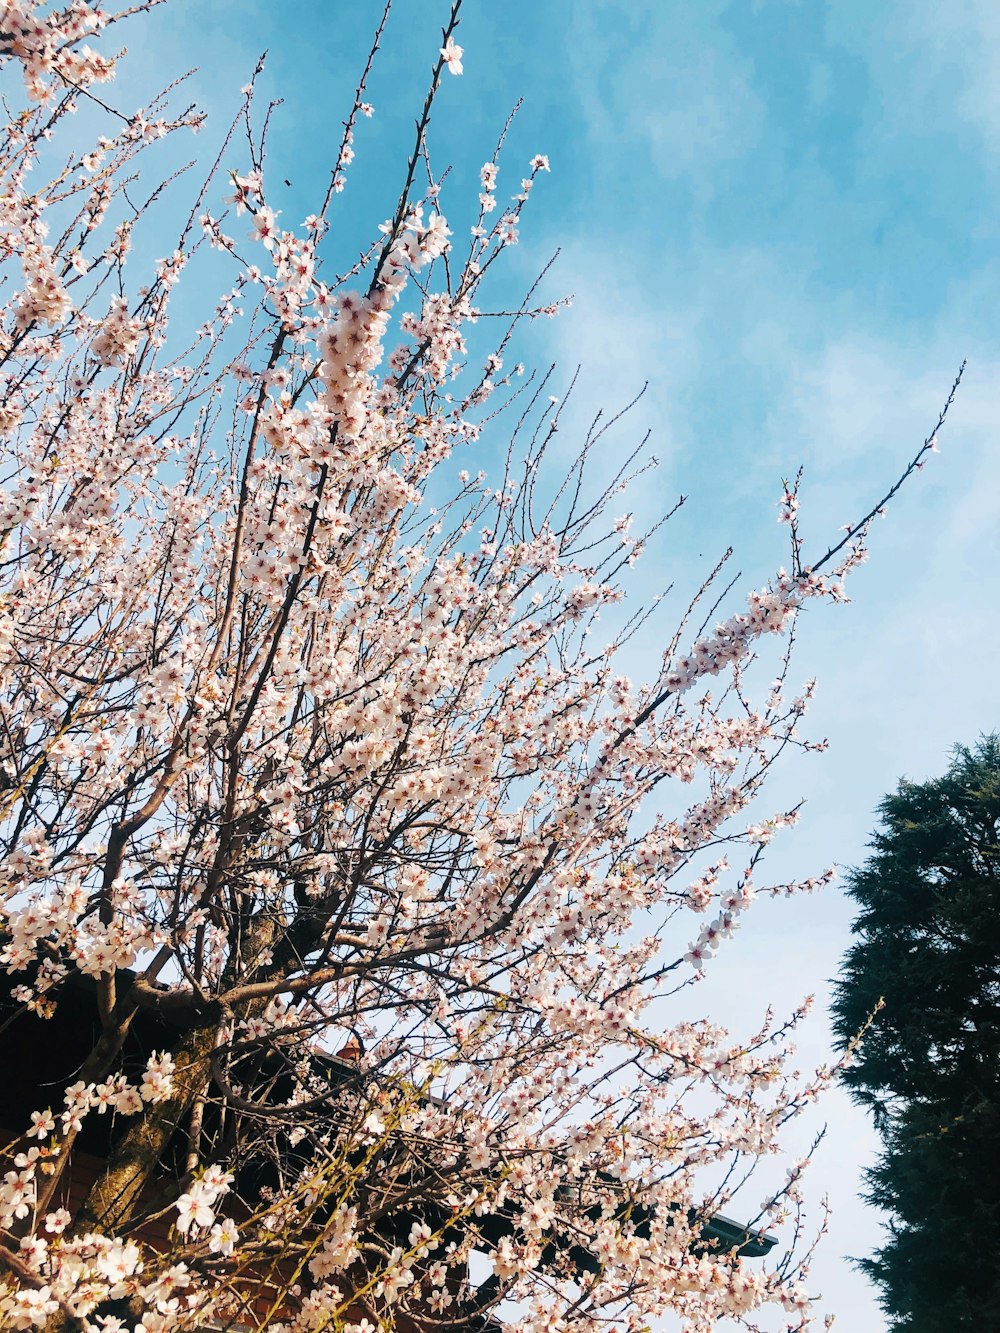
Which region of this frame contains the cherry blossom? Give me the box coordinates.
[441,36,464,75]
[0,1,963,1330]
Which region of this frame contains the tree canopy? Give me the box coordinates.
[832,737,1000,1331]
[0,1,963,1329]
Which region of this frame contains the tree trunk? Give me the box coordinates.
[70,1016,218,1237]
[71,911,288,1237]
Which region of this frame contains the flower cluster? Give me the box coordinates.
[0,2,954,1330]
[0,0,114,100]
[90,297,145,367]
[175,1166,234,1235]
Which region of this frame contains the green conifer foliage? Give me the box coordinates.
[833,737,1000,1331]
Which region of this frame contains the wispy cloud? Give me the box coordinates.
[826,0,1000,151]
[566,0,764,193]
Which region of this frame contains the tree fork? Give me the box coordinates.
[70,1017,220,1238]
[72,912,286,1236]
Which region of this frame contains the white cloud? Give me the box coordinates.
[825,0,1000,153]
[566,1,765,192]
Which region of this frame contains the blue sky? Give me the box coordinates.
[120,1,1000,1326]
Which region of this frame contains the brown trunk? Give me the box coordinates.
[70,912,286,1238]
[69,1016,218,1237]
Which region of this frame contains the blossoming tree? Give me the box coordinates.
[0,2,961,1330]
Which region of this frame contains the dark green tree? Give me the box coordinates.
[832,736,1000,1331]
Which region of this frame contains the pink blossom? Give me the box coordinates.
[441,36,463,74]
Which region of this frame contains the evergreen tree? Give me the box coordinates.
[833,737,1000,1331]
